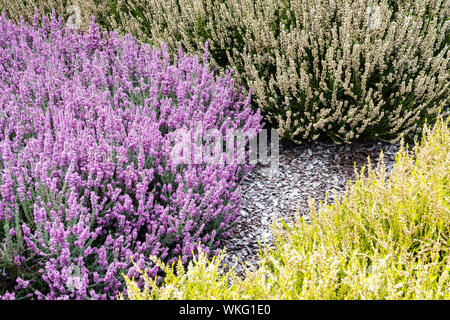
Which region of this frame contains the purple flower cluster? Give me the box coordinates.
[0,12,262,299]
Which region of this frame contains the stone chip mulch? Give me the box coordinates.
[220,139,402,277]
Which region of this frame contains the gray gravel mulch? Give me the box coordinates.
[220,139,402,277]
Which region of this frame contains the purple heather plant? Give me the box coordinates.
[0,11,262,299]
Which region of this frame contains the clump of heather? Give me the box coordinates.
[112,0,449,143]
[0,13,262,299]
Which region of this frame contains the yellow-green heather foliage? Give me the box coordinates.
[1,1,449,142]
[121,116,450,300]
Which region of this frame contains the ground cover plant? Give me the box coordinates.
[0,13,262,299]
[2,1,448,143]
[0,0,111,32]
[94,0,450,143]
[122,115,450,300]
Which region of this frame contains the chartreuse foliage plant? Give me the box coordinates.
[1,0,448,143]
[122,116,450,300]
[0,13,261,299]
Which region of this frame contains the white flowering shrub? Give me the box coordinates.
[0,0,111,32]
[111,0,449,143]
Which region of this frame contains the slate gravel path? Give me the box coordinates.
[220,139,402,277]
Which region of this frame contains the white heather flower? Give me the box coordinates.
[66,5,82,30]
[329,0,336,12]
[366,5,382,30]
[405,15,413,25]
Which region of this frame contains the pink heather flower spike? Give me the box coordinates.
[0,12,262,300]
